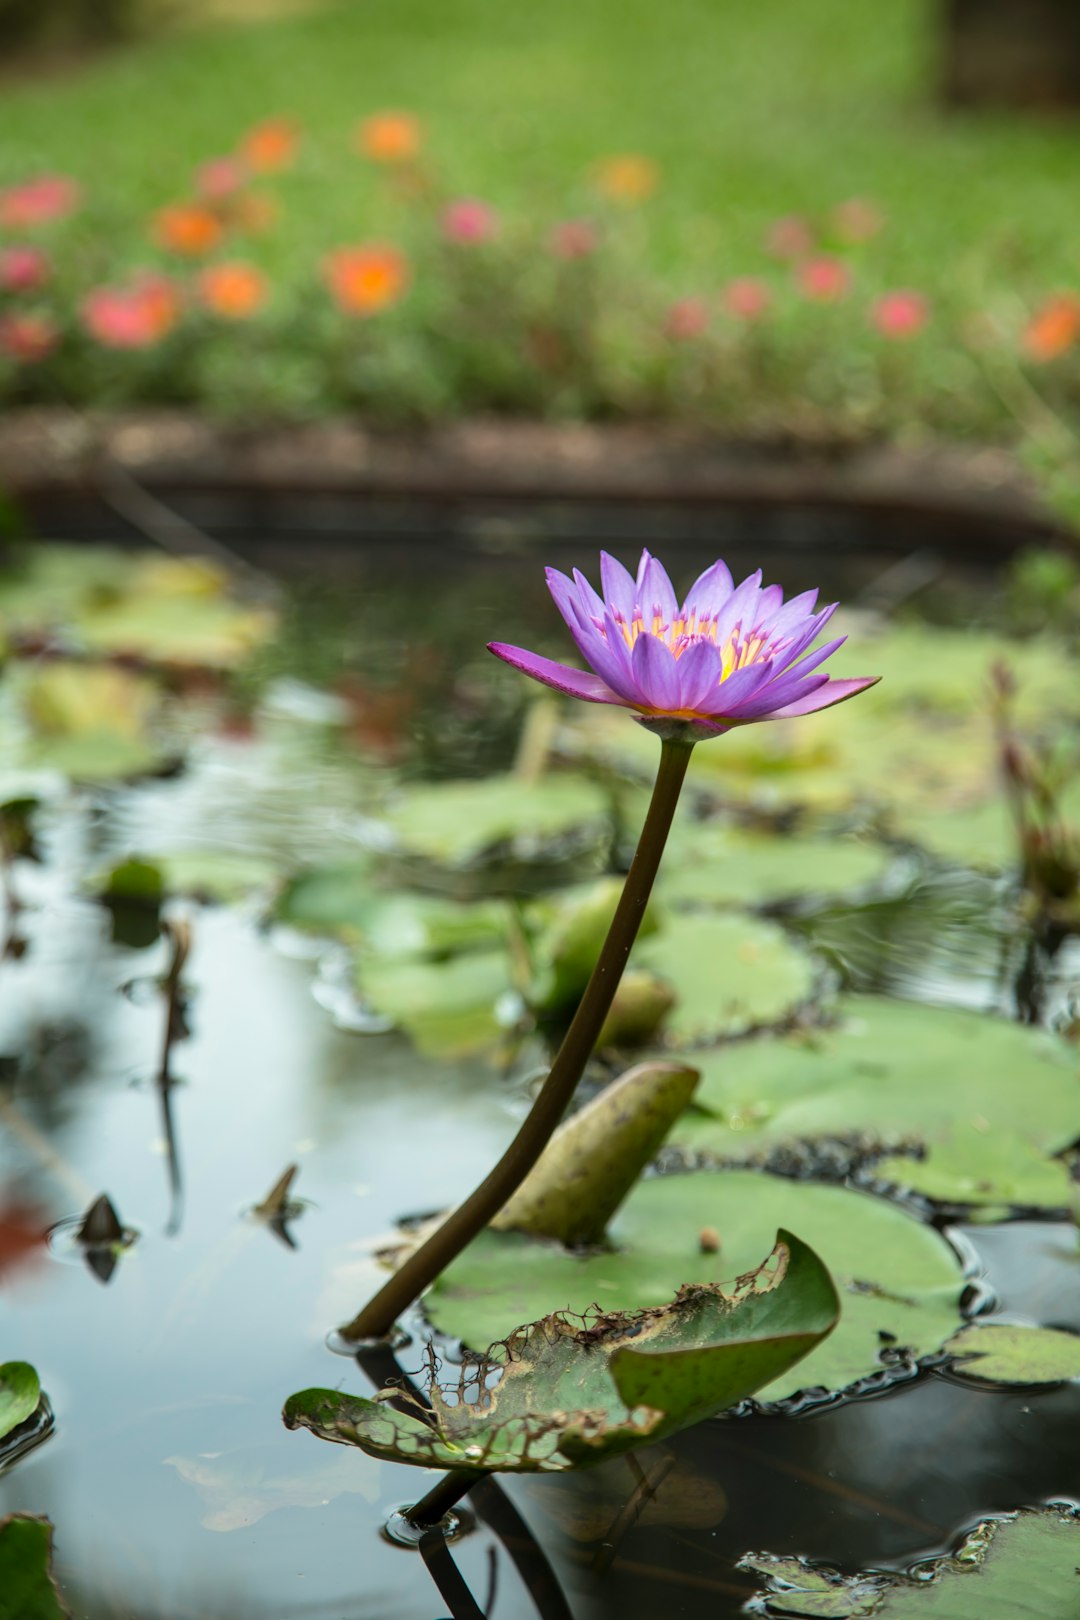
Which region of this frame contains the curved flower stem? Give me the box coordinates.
[338,735,695,1345]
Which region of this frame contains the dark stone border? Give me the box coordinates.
[0,408,1069,553]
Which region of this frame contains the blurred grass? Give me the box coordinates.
[1,0,1078,296]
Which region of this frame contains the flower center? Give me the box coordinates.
[609,608,772,681]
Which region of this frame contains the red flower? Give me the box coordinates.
[872,289,929,340]
[664,297,710,340]
[196,156,248,200]
[0,312,58,363]
[0,245,50,294]
[796,256,851,303]
[723,277,771,321]
[82,274,180,348]
[442,198,499,244]
[0,174,81,229]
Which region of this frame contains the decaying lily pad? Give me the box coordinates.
[375,772,613,893]
[669,996,1080,1212]
[12,663,176,782]
[285,1231,838,1474]
[425,1171,967,1401]
[0,1514,69,1620]
[741,1506,1080,1617]
[944,1322,1080,1385]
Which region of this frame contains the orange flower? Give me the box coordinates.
[593,154,659,204]
[153,203,224,257]
[1023,293,1080,363]
[198,261,267,319]
[241,118,300,173]
[324,244,409,315]
[356,112,422,164]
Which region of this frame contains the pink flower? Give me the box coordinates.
[797,256,851,303]
[196,156,249,200]
[489,550,879,740]
[872,289,929,340]
[550,218,599,260]
[832,197,884,243]
[0,175,81,229]
[82,274,180,348]
[766,215,813,261]
[664,297,710,341]
[723,277,771,321]
[0,312,58,363]
[0,245,50,294]
[442,199,499,244]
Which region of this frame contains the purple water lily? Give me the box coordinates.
[489,551,878,739]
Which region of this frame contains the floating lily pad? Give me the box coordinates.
[670,996,1080,1211]
[378,772,612,891]
[633,913,818,1043]
[0,1514,68,1620]
[875,1125,1075,1215]
[97,850,278,905]
[359,947,513,1058]
[659,821,893,908]
[944,1322,1080,1385]
[0,1362,39,1442]
[742,1506,1080,1618]
[286,1232,838,1474]
[426,1171,966,1401]
[78,590,275,671]
[16,663,174,781]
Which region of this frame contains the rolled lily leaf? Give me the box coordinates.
[0,1362,40,1443]
[284,1230,838,1475]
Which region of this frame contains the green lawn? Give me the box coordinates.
[3,0,1077,286]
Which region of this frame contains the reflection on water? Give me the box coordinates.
[0,567,1077,1620]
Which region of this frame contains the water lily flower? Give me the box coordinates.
[489,551,878,739]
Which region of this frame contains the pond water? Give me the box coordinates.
[0,536,1078,1619]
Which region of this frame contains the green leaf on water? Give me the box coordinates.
[944,1322,1080,1385]
[0,1514,69,1620]
[632,912,819,1043]
[359,947,512,1057]
[16,663,174,782]
[658,821,893,908]
[741,1506,1080,1618]
[425,1170,966,1401]
[0,1362,39,1442]
[669,995,1080,1211]
[285,1231,838,1474]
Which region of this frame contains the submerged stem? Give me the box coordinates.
[338,735,694,1344]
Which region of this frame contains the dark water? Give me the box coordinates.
[0,541,1077,1620]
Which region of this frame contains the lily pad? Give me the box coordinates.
[285,1231,838,1474]
[16,663,174,781]
[875,1125,1075,1215]
[658,821,893,909]
[98,850,279,905]
[632,912,818,1043]
[425,1171,966,1401]
[944,1322,1080,1385]
[670,995,1080,1211]
[0,1514,69,1620]
[359,947,513,1058]
[742,1506,1080,1618]
[0,1362,39,1442]
[273,859,377,937]
[377,772,613,891]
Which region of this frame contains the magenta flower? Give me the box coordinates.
[442,198,499,244]
[872,289,929,340]
[489,551,878,739]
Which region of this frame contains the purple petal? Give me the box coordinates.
[750,582,784,630]
[571,566,607,622]
[597,609,650,701]
[546,569,636,695]
[487,643,632,706]
[674,639,724,710]
[680,558,734,623]
[638,553,679,629]
[768,676,881,719]
[763,588,819,640]
[600,551,638,622]
[769,604,839,674]
[631,632,681,711]
[723,671,831,721]
[775,635,846,683]
[712,568,763,648]
[545,567,589,638]
[701,658,777,714]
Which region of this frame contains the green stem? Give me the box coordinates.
[338,734,695,1344]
